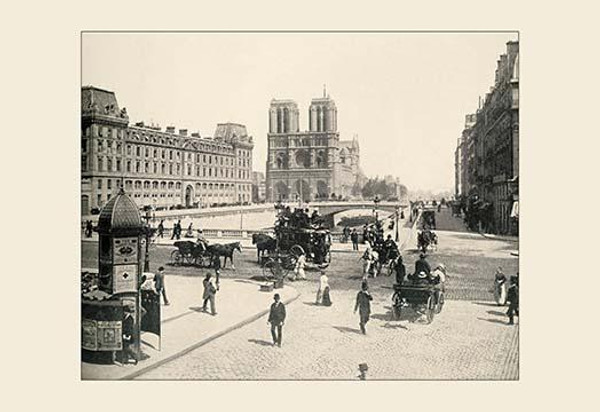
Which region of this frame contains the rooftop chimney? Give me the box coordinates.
[179,129,188,136]
[191,132,200,138]
[166,126,176,134]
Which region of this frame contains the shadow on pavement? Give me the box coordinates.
[487,310,507,317]
[472,301,502,307]
[302,302,320,306]
[333,326,362,335]
[248,339,274,347]
[477,317,509,325]
[372,311,420,323]
[381,322,409,330]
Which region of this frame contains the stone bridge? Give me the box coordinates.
[309,201,409,217]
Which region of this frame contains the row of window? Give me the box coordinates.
[96,178,251,192]
[92,139,242,165]
[96,192,250,208]
[85,125,237,155]
[87,155,251,180]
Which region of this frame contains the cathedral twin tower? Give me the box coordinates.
[266,91,360,203]
[269,95,337,134]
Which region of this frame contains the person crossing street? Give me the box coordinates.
[354,281,373,334]
[268,293,286,347]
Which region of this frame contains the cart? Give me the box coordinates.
[391,283,444,324]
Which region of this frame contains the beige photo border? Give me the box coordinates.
[3,0,596,411]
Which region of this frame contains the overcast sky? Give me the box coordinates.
[82,32,516,192]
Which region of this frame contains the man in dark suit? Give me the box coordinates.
[268,293,286,347]
[351,229,359,251]
[121,304,138,365]
[414,253,431,277]
[202,273,217,315]
[354,281,373,334]
[154,266,170,305]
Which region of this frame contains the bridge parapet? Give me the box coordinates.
[309,201,409,217]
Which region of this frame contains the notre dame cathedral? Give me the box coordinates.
[265,90,361,202]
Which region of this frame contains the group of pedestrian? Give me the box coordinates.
[491,267,519,324]
[171,220,182,240]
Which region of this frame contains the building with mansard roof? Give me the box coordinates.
[265,90,361,202]
[81,86,254,214]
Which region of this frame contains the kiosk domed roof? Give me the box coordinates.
[97,188,142,233]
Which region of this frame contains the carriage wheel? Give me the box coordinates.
[200,255,212,268]
[386,260,396,276]
[289,244,305,258]
[183,254,195,266]
[425,295,435,324]
[282,254,297,271]
[434,292,445,314]
[170,250,183,266]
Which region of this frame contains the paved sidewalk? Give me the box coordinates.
[81,277,299,380]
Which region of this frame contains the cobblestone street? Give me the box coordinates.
[131,211,519,380]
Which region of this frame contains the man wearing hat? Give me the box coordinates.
[121,303,138,365]
[354,281,373,334]
[202,272,218,316]
[506,275,519,325]
[268,293,286,347]
[154,266,169,306]
[414,253,431,277]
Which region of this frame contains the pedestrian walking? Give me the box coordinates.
[121,303,138,365]
[175,220,182,240]
[316,271,331,305]
[506,275,519,325]
[354,281,373,334]
[357,363,368,380]
[85,220,93,238]
[394,255,407,285]
[292,251,306,281]
[202,273,217,315]
[157,219,164,238]
[171,222,177,240]
[351,229,359,251]
[154,266,170,305]
[268,293,286,347]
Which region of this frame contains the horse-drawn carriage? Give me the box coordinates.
[421,208,437,230]
[391,282,444,324]
[253,225,332,279]
[170,240,212,267]
[170,239,242,269]
[417,229,438,253]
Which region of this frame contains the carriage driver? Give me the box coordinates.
[414,253,431,277]
[196,229,208,251]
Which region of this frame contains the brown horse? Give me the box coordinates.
[252,233,277,263]
[206,242,242,269]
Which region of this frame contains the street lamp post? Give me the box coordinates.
[373,195,380,222]
[142,209,152,273]
[395,206,400,242]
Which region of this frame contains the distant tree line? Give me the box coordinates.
[354,177,408,201]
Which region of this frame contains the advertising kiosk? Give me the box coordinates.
[82,188,144,364]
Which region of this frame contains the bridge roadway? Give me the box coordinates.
[82,200,410,230]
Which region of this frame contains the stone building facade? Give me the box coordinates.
[265,92,360,202]
[81,86,253,214]
[454,40,519,235]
